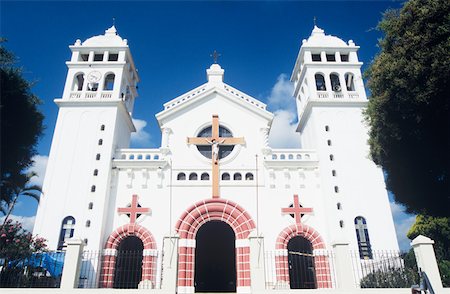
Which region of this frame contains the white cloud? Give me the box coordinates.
[390,201,416,251]
[266,74,301,148]
[27,155,48,187]
[0,215,36,233]
[131,118,152,146]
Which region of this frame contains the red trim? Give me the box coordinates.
[100,224,157,288]
[275,224,332,288]
[175,198,256,289]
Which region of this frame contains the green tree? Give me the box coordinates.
[0,39,44,212]
[364,0,450,216]
[1,172,41,225]
[407,215,450,286]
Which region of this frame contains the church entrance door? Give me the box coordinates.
[113,236,144,289]
[194,221,236,292]
[287,236,316,289]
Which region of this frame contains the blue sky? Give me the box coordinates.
[1,1,416,250]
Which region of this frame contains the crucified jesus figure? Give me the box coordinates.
[205,138,225,163]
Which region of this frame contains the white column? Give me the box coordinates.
[249,236,265,292]
[161,236,179,292]
[60,239,85,289]
[411,235,443,290]
[332,240,356,289]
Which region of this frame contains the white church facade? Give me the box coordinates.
[33,25,399,293]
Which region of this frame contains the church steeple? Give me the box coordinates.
[63,25,139,114]
[290,26,366,133]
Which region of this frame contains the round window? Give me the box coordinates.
[196,126,234,159]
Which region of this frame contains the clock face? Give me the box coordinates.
[87,71,102,83]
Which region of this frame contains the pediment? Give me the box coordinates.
[155,82,273,126]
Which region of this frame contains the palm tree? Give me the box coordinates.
[1,172,42,226]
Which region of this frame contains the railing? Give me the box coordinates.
[264,250,337,290]
[0,251,65,288]
[69,91,114,99]
[164,85,207,110]
[115,149,164,161]
[316,91,360,99]
[78,249,163,289]
[350,250,419,288]
[267,150,316,161]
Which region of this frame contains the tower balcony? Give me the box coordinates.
[69,91,115,99]
[316,91,359,99]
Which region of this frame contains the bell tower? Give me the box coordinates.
[290,26,398,249]
[33,26,139,250]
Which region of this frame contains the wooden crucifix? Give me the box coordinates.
[187,115,245,198]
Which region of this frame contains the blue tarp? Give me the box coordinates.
[8,252,65,277]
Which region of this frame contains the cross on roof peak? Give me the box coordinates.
[210,50,221,64]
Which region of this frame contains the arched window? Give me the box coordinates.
[85,220,91,227]
[332,170,336,177]
[339,220,344,228]
[100,125,105,131]
[327,140,332,146]
[98,139,103,145]
[201,173,209,180]
[354,217,373,259]
[189,173,198,180]
[296,154,302,160]
[88,202,93,210]
[233,173,242,180]
[91,185,96,192]
[103,73,115,91]
[336,202,342,210]
[334,186,339,193]
[93,169,98,176]
[330,73,341,92]
[245,173,254,180]
[73,73,84,91]
[57,216,75,250]
[315,73,326,91]
[345,73,355,91]
[329,154,334,161]
[288,154,294,160]
[222,173,230,180]
[325,125,329,132]
[280,154,286,160]
[272,154,278,160]
[177,172,186,181]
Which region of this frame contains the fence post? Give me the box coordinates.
[60,238,85,289]
[249,236,265,291]
[161,235,179,292]
[411,235,443,290]
[332,240,356,289]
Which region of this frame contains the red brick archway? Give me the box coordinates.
[175,198,256,294]
[275,224,332,288]
[100,223,157,288]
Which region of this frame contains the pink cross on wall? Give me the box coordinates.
[117,194,151,224]
[281,194,313,225]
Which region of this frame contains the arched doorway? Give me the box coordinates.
[195,221,236,292]
[287,236,316,289]
[113,236,144,289]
